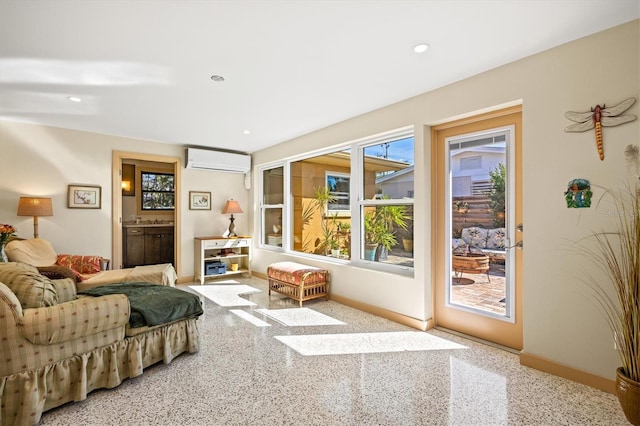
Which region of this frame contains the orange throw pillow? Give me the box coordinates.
[57,254,102,277]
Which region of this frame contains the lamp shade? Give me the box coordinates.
[17,197,53,217]
[222,199,243,214]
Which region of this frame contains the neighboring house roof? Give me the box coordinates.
[304,152,411,173]
[451,146,506,157]
[376,165,414,184]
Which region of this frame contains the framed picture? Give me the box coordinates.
[189,191,211,210]
[68,185,102,209]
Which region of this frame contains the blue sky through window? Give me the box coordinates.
[364,137,414,165]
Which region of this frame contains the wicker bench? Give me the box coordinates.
[267,261,329,306]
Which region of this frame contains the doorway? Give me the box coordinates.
[111,151,181,273]
[432,106,523,350]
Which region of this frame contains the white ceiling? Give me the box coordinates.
[1,1,638,153]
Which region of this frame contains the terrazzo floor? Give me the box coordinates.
[39,276,628,425]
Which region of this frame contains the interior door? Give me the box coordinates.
[432,106,523,350]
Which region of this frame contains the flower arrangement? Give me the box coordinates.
[0,224,16,245]
[0,224,16,262]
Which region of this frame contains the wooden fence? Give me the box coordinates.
[452,195,496,236]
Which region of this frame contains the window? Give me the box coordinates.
[259,127,414,274]
[141,171,174,210]
[290,150,351,257]
[326,172,350,214]
[261,166,284,247]
[360,134,414,268]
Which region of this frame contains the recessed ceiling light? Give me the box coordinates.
[67,96,82,102]
[210,75,225,82]
[413,43,430,53]
[243,130,251,135]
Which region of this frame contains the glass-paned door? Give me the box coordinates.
[433,107,523,350]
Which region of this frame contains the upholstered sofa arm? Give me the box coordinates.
[0,281,23,319]
[20,294,130,345]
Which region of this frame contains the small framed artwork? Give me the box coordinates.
[68,185,102,209]
[189,191,211,210]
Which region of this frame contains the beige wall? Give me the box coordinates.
[0,20,637,383]
[0,121,250,277]
[252,20,639,380]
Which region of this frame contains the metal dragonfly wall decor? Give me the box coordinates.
[564,98,637,161]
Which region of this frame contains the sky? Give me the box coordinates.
[364,136,414,165]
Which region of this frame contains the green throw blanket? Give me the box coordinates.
[79,283,203,328]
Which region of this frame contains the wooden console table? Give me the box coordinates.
[194,236,251,284]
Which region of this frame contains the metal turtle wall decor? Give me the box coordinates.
[564,98,637,161]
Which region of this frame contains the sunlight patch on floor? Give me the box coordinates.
[189,284,261,306]
[275,331,467,356]
[256,308,346,327]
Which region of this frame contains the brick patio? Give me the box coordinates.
[450,266,506,315]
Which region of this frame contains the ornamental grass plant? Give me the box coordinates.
[578,183,640,382]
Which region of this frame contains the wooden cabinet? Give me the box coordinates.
[144,227,174,265]
[124,226,174,268]
[124,228,145,267]
[194,236,251,284]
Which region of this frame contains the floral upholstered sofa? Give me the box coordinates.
[452,226,507,261]
[0,262,201,426]
[5,238,177,289]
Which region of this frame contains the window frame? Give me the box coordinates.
[325,171,351,216]
[354,129,414,274]
[258,126,414,276]
[259,165,285,249]
[140,170,175,211]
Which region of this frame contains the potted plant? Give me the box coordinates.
[402,218,414,252]
[454,200,468,214]
[363,210,381,260]
[309,186,351,257]
[329,238,341,257]
[577,183,640,424]
[364,201,409,261]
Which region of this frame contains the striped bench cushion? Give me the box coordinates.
[267,262,327,286]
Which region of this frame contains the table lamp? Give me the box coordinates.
[17,197,53,238]
[222,199,243,237]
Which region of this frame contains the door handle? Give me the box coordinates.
[506,240,523,250]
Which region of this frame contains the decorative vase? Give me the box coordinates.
[0,243,7,262]
[616,367,640,425]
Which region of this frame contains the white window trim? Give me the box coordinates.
[258,164,285,250]
[257,126,415,275]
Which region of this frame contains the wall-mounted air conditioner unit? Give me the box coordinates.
[185,148,251,173]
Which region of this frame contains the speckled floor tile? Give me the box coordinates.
[39,276,629,426]
[275,331,466,356]
[256,307,346,326]
[189,283,261,306]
